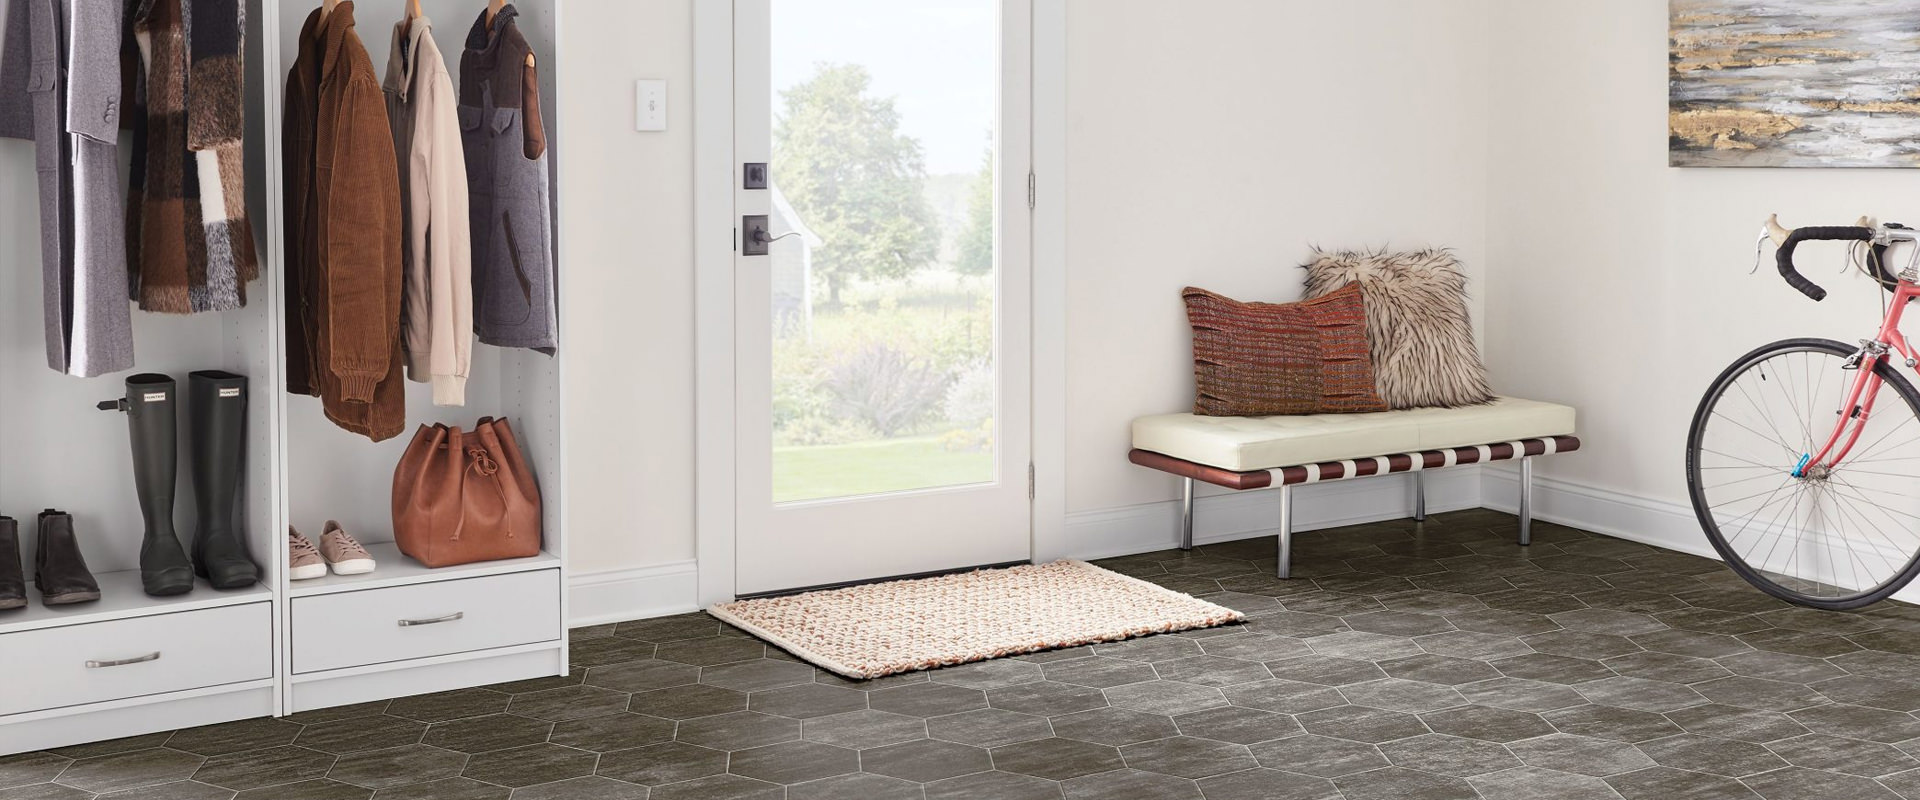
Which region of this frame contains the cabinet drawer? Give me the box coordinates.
[292,569,560,674]
[0,602,272,717]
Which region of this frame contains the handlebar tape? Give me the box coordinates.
[1777,226,1872,301]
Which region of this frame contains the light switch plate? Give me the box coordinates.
[635,79,666,131]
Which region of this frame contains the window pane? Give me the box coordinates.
[767,0,999,503]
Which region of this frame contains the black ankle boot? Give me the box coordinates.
[35,510,100,605]
[0,517,24,610]
[188,371,258,589]
[101,374,194,597]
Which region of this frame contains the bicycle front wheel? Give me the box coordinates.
[1687,338,1920,609]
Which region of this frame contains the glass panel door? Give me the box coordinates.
[733,0,1032,594]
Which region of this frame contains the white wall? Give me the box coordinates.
[1483,0,1909,516]
[1064,0,1493,514]
[558,0,697,577]
[560,0,1503,612]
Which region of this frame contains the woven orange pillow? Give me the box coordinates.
[1184,283,1388,416]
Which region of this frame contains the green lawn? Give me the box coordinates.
[773,436,993,503]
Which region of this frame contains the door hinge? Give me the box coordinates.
[1026,171,1036,210]
[1027,462,1035,500]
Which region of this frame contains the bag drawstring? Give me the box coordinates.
[449,447,513,542]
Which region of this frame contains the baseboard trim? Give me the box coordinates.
[604,462,1920,624]
[1048,468,1484,563]
[1480,465,1920,606]
[569,560,700,626]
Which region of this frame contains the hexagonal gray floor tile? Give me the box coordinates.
[1119,736,1255,779]
[727,740,858,784]
[674,712,799,751]
[587,661,701,694]
[1505,732,1652,777]
[927,708,1053,748]
[871,682,990,717]
[549,712,676,752]
[594,742,727,786]
[859,739,991,782]
[990,737,1122,781]
[924,770,1063,800]
[57,748,206,794]
[461,743,595,788]
[630,685,747,720]
[1060,768,1201,800]
[786,772,922,800]
[746,683,868,719]
[326,744,466,790]
[799,710,928,750]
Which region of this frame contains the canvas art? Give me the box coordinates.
[1670,0,1920,168]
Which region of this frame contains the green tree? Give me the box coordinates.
[774,63,940,306]
[954,148,994,276]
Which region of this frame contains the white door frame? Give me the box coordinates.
[692,0,1067,606]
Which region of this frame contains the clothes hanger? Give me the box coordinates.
[402,0,421,35]
[481,0,532,66]
[318,0,339,23]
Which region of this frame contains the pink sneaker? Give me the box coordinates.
[320,521,376,576]
[288,528,326,581]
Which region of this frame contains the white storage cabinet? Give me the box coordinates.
[0,0,570,754]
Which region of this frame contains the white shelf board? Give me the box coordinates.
[0,572,272,634]
[287,542,561,598]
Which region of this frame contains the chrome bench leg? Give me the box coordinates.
[1180,477,1195,551]
[1518,456,1533,546]
[1277,484,1294,579]
[1413,472,1427,522]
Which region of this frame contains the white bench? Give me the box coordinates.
[1129,397,1580,578]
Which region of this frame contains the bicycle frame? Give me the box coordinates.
[1803,281,1920,472]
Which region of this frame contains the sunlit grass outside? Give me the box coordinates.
[774,435,993,503]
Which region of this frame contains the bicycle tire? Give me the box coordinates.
[1686,337,1920,610]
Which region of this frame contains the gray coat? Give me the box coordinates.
[460,5,556,355]
[0,0,134,377]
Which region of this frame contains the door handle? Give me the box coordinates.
[742,215,801,256]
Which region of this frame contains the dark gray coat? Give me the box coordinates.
[0,0,133,377]
[460,5,555,355]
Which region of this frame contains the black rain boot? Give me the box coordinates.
[35,510,101,605]
[188,371,259,589]
[0,517,24,610]
[101,374,194,597]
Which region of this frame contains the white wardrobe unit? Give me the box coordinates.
[0,0,568,754]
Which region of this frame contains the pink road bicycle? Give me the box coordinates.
[1688,218,1920,609]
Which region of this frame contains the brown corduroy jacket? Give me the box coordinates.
[284,2,406,442]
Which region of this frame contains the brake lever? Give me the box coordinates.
[1751,226,1773,275]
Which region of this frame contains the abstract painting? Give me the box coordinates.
[1671,0,1920,168]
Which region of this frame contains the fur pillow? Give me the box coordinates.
[1302,249,1493,409]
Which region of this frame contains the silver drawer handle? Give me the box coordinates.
[86,652,161,669]
[398,612,465,627]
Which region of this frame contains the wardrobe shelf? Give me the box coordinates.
[0,573,272,634]
[286,542,560,598]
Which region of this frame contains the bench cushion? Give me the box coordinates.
[1132,396,1576,472]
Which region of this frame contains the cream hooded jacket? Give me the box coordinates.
[384,15,472,405]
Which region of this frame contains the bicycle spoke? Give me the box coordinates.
[1812,473,1920,579]
[1700,448,1791,471]
[1730,379,1803,460]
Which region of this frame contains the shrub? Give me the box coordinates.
[944,362,995,428]
[823,343,950,437]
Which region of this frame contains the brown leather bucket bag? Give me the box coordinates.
[392,417,543,567]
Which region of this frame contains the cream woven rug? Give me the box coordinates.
[708,560,1246,679]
